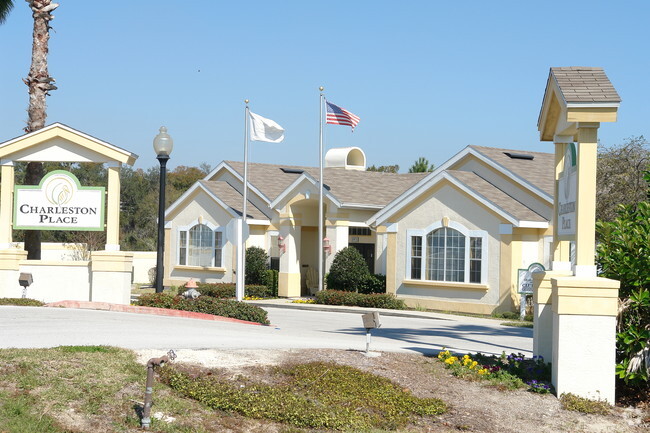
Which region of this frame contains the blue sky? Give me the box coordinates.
[1,1,648,172]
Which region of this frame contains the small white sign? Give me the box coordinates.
[14,170,105,231]
[557,143,577,238]
[518,262,545,294]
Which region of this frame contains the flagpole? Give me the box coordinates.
[318,87,324,293]
[237,100,250,302]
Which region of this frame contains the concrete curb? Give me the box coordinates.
[44,300,266,326]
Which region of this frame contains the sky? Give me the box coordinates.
[1,1,649,173]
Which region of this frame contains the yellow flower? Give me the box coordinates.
[478,368,489,375]
[471,361,478,368]
[445,356,458,365]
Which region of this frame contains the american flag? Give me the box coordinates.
[326,101,360,131]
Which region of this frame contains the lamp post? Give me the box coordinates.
[153,126,173,293]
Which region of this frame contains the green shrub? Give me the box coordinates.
[358,274,386,294]
[596,195,650,388]
[195,282,274,299]
[245,246,269,286]
[136,293,269,325]
[326,247,370,292]
[158,361,445,430]
[264,269,279,296]
[0,298,44,307]
[559,393,611,415]
[315,290,406,310]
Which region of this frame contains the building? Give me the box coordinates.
[163,145,554,314]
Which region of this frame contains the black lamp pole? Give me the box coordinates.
[153,126,173,293]
[155,153,169,293]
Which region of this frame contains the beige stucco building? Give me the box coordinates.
[164,145,555,314]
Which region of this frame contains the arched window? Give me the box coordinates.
[426,227,465,282]
[178,223,223,267]
[407,222,485,284]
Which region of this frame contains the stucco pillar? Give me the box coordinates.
[532,270,571,362]
[383,223,398,295]
[574,125,598,278]
[0,249,28,298]
[324,216,348,273]
[278,217,301,297]
[551,276,619,403]
[105,162,121,251]
[90,250,133,304]
[0,162,15,247]
[551,139,572,272]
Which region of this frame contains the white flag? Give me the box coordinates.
[249,111,285,143]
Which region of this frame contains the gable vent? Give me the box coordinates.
[504,152,534,160]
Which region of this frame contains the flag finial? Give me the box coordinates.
[244,99,249,104]
[319,86,324,92]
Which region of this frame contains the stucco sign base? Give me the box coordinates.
[550,276,619,404]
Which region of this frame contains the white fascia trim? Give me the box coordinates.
[517,221,549,229]
[566,102,620,108]
[341,203,384,210]
[246,218,271,226]
[367,165,453,227]
[269,173,343,209]
[205,161,271,205]
[0,122,138,161]
[164,182,238,219]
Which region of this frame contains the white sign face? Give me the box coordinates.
[14,170,105,231]
[557,143,577,237]
[518,262,545,294]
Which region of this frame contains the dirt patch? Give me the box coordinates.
[135,348,648,433]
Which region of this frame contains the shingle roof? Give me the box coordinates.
[198,180,269,220]
[550,67,621,104]
[446,170,547,222]
[224,161,427,207]
[469,146,555,197]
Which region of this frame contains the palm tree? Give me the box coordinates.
[1,0,58,259]
[408,157,435,173]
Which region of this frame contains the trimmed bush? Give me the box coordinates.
[315,290,406,310]
[136,293,269,325]
[358,274,386,294]
[326,247,370,292]
[194,282,274,299]
[0,298,44,307]
[264,269,279,296]
[245,246,269,286]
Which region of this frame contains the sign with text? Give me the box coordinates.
[518,262,545,294]
[557,143,577,238]
[14,170,105,231]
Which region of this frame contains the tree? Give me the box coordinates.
[408,157,435,173]
[597,136,650,222]
[367,164,399,173]
[1,1,59,259]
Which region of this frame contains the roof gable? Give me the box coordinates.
[0,123,138,165]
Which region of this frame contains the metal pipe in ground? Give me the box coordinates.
[141,350,176,429]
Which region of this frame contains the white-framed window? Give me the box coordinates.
[177,221,223,267]
[406,221,487,284]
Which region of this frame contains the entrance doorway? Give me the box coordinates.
[349,243,375,274]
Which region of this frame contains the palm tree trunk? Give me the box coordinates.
[23,0,57,260]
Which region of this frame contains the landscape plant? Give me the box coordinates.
[314,290,406,310]
[596,172,650,390]
[245,246,269,286]
[0,298,43,307]
[136,293,269,325]
[325,246,370,291]
[437,349,552,393]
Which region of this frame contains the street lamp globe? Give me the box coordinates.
[153,126,174,156]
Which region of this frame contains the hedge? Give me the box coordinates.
[0,298,44,307]
[193,282,274,299]
[136,293,269,325]
[314,290,406,310]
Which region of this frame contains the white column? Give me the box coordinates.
[105,162,121,251]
